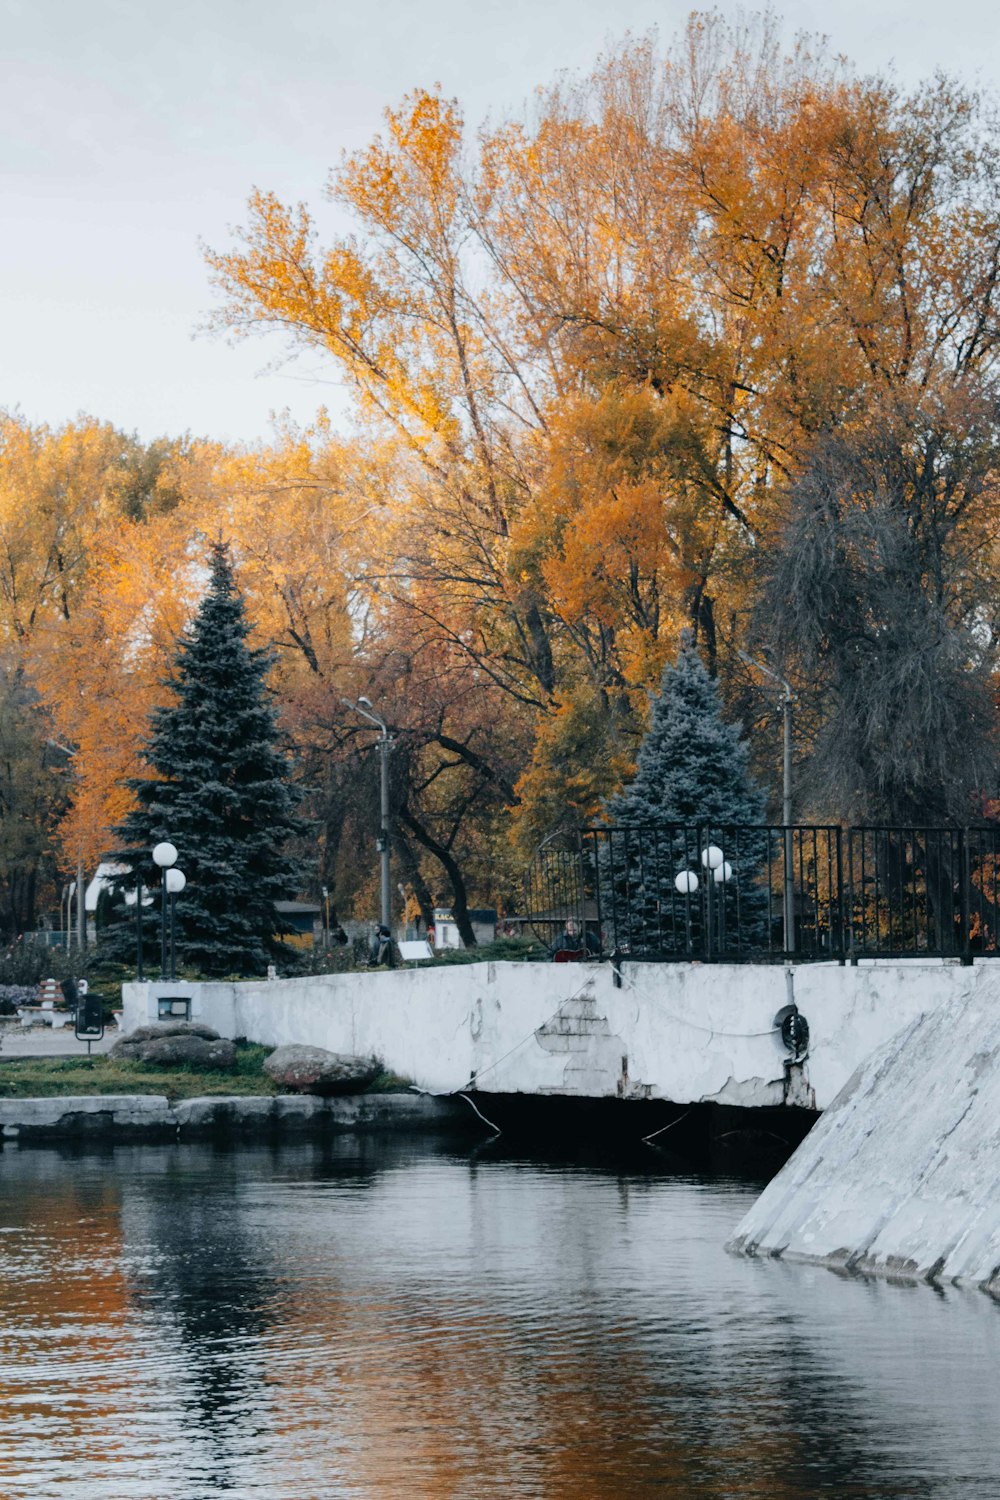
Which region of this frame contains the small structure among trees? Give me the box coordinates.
[113,541,303,976]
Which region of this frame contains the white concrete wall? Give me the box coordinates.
[122,957,989,1110]
[729,967,1000,1290]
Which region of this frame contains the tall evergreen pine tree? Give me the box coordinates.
[114,542,303,976]
[601,636,767,954]
[607,636,764,827]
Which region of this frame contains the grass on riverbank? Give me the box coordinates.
[0,1045,413,1102]
[0,1043,277,1101]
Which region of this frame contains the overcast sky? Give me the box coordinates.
[2,0,998,446]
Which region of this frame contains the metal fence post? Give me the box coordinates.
[960,827,973,966]
[588,829,604,956]
[783,824,795,957]
[835,826,845,963]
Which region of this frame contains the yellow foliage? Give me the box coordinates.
[13,16,1000,899]
[512,684,635,856]
[0,414,137,644]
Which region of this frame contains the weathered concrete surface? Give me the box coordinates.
[0,1092,471,1142]
[0,1094,174,1139]
[123,959,989,1111]
[728,973,1000,1292]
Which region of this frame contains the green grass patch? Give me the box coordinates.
[366,1068,415,1093]
[0,1042,277,1103]
[0,1043,411,1102]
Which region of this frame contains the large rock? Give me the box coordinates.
[113,1030,237,1070]
[114,1020,220,1048]
[263,1045,381,1095]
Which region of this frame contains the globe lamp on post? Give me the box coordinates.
[133,870,146,983]
[152,842,178,979]
[165,867,186,982]
[674,847,738,958]
[700,845,729,955]
[709,854,733,951]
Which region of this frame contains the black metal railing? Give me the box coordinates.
[520,824,1000,963]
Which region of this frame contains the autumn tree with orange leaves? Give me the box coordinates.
[206,14,1000,848]
[8,12,1000,945]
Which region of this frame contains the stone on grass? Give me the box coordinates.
[113,1031,237,1070]
[115,1021,220,1047]
[263,1045,381,1095]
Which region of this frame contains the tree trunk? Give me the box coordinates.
[397,805,477,947]
[526,602,555,696]
[393,829,436,931]
[684,583,717,675]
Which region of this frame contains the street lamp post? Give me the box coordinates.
[736,651,795,955]
[342,697,392,934]
[700,844,732,954]
[165,867,186,981]
[152,842,178,979]
[63,882,73,952]
[675,847,734,958]
[135,871,145,982]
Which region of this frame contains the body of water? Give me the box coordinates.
[1,1135,999,1498]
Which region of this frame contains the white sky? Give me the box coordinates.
[2,0,997,446]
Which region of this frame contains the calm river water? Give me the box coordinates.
[1,1135,999,1499]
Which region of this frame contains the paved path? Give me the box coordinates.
[0,1024,117,1059]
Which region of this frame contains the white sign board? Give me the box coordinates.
[398,940,434,962]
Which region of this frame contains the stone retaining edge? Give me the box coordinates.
[0,1092,475,1142]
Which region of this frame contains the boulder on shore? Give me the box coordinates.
[112,1024,236,1070]
[115,1021,220,1046]
[263,1045,381,1095]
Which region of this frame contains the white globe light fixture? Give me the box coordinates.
[152,841,178,980]
[674,870,699,895]
[714,860,734,885]
[700,845,725,871]
[164,866,186,980]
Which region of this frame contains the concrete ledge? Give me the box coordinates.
[0,1092,474,1142]
[122,958,986,1111]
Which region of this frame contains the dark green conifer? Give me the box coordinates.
[607,635,764,826]
[602,636,767,954]
[113,541,303,976]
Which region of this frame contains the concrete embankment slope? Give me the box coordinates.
[728,972,1000,1292]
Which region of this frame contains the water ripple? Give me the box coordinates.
[0,1142,998,1497]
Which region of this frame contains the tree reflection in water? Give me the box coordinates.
[0,1137,998,1498]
